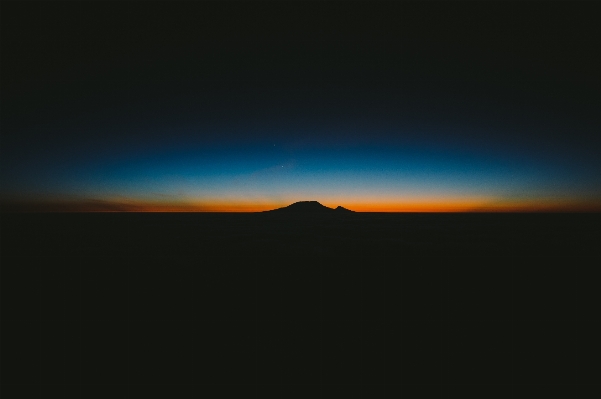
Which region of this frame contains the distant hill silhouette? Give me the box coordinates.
[334,206,354,212]
[266,201,354,213]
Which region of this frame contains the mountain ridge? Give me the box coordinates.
[265,201,354,213]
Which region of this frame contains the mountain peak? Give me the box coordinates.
[274,201,333,212]
[265,201,354,213]
[334,206,354,212]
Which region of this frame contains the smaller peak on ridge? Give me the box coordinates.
[334,206,354,212]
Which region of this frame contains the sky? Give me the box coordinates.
[1,2,600,212]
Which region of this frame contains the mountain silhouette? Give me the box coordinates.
[266,201,354,213]
[334,206,354,212]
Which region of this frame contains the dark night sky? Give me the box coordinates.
[2,2,600,211]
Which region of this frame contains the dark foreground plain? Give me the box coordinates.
[1,212,600,398]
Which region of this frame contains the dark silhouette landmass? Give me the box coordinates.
[334,205,353,212]
[265,201,354,213]
[1,210,597,390]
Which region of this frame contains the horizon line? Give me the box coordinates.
[2,198,601,213]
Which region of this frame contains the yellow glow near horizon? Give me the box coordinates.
[3,195,600,213]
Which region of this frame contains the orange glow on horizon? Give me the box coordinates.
[2,197,600,213]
